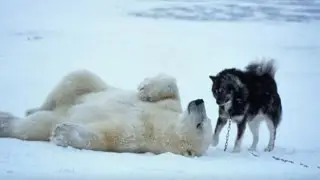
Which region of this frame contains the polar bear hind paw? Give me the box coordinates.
[25,107,41,116]
[51,123,99,150]
[0,111,18,137]
[181,150,197,157]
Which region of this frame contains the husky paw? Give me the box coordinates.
[264,145,274,152]
[212,137,219,147]
[248,146,257,152]
[232,147,241,153]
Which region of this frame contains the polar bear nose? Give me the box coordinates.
[194,99,204,106]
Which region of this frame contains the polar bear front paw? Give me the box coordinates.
[137,74,179,102]
[137,78,156,102]
[51,123,96,149]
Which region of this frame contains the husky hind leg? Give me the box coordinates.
[264,117,280,152]
[264,95,282,152]
[248,118,261,151]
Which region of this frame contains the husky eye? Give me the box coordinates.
[226,85,233,92]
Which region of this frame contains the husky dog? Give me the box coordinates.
[209,59,282,152]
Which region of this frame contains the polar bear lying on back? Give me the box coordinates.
[0,70,212,157]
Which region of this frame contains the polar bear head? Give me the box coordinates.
[179,99,212,156]
[182,99,211,131]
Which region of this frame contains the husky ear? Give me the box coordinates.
[209,75,216,83]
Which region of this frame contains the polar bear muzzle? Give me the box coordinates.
[187,99,207,129]
[187,99,205,114]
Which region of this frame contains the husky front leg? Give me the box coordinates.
[232,118,247,153]
[212,117,228,146]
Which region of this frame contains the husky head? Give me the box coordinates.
[209,69,247,106]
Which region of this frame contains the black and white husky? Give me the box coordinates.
[209,59,282,152]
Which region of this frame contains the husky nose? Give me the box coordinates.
[216,99,222,104]
[195,99,204,106]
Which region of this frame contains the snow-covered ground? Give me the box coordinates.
[1,0,320,179]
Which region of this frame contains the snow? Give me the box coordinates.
[1,0,320,179]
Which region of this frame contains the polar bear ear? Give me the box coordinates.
[209,75,216,84]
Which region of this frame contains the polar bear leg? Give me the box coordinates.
[0,111,18,137]
[1,111,60,141]
[137,74,180,102]
[50,121,136,152]
[51,122,107,151]
[26,70,108,116]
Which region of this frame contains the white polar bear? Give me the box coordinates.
[0,70,212,157]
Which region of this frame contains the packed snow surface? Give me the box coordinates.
[0,0,320,179]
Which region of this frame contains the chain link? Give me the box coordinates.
[224,119,232,152]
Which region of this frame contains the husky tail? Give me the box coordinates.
[245,58,277,78]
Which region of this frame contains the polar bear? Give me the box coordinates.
[0,70,212,157]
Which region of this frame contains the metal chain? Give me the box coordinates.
[222,118,320,170]
[224,119,232,152]
[272,156,310,168]
[264,127,319,169]
[249,150,320,170]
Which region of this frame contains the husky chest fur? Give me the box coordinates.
[209,60,282,152]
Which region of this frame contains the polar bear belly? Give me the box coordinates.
[62,90,152,152]
[67,89,140,123]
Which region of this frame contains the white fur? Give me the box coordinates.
[1,70,212,157]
